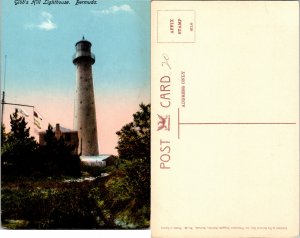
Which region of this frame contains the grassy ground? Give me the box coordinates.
[1,177,112,229]
[1,163,150,229]
[1,165,119,229]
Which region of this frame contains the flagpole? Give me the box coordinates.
[1,55,7,125]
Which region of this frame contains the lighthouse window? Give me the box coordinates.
[77,43,90,51]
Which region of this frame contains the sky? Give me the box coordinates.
[1,0,150,155]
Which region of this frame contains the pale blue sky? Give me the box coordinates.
[2,0,150,96]
[1,0,150,154]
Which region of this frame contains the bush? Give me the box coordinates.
[1,178,116,229]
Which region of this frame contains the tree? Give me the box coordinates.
[6,109,37,151]
[44,124,55,146]
[116,103,150,162]
[1,109,38,176]
[103,103,150,227]
[1,123,7,147]
[39,124,81,177]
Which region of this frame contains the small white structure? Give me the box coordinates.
[80,155,113,167]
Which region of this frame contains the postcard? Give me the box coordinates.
[151,1,299,237]
[1,0,150,231]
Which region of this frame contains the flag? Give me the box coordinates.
[33,110,43,120]
[34,118,41,129]
[33,109,42,129]
[16,107,29,117]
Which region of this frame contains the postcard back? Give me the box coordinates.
[151,1,299,237]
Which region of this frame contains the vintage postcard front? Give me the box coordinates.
[151,1,299,237]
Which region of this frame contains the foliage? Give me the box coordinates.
[107,103,151,227]
[80,163,117,177]
[1,178,116,229]
[1,111,80,178]
[102,164,150,228]
[1,103,150,229]
[38,124,81,177]
[77,102,151,228]
[1,110,39,176]
[116,103,150,162]
[1,123,7,145]
[3,109,38,154]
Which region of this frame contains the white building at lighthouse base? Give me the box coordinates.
[80,155,115,167]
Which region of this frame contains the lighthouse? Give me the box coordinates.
[73,37,99,156]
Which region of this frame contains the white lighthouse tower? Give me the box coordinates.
[73,37,99,156]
